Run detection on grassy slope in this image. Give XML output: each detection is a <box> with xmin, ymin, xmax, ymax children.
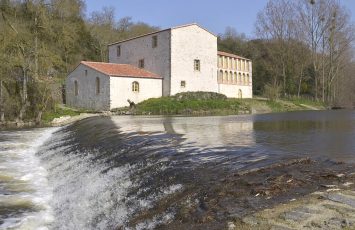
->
<box><xmin>42</xmin><ymin>105</ymin><xmax>85</xmax><ymax>124</ymax></box>
<box><xmin>113</xmin><ymin>93</ymin><xmax>326</xmax><ymax>116</ymax></box>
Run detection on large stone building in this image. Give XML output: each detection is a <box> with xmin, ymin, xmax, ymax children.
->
<box><xmin>66</xmin><ymin>23</ymin><xmax>252</xmax><ymax>110</ymax></box>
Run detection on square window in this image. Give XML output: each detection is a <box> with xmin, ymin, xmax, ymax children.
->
<box><xmin>139</xmin><ymin>59</ymin><xmax>144</xmax><ymax>68</ymax></box>
<box><xmin>194</xmin><ymin>59</ymin><xmax>200</xmax><ymax>71</ymax></box>
<box><xmin>117</xmin><ymin>45</ymin><xmax>121</xmax><ymax>57</ymax></box>
<box><xmin>152</xmin><ymin>35</ymin><xmax>158</xmax><ymax>48</ymax></box>
<box><xmin>181</xmin><ymin>81</ymin><xmax>186</xmax><ymax>88</ymax></box>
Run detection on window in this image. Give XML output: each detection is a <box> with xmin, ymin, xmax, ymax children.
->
<box><xmin>96</xmin><ymin>77</ymin><xmax>100</xmax><ymax>95</ymax></box>
<box><xmin>132</xmin><ymin>81</ymin><xmax>139</xmax><ymax>92</ymax></box>
<box><xmin>218</xmin><ymin>70</ymin><xmax>223</xmax><ymax>83</ymax></box>
<box><xmin>117</xmin><ymin>45</ymin><xmax>121</xmax><ymax>57</ymax></box>
<box><xmin>74</xmin><ymin>80</ymin><xmax>78</xmax><ymax>96</ymax></box>
<box><xmin>223</xmin><ymin>71</ymin><xmax>228</xmax><ymax>83</ymax></box>
<box><xmin>138</xmin><ymin>59</ymin><xmax>144</xmax><ymax>68</ymax></box>
<box><xmin>194</xmin><ymin>59</ymin><xmax>200</xmax><ymax>71</ymax></box>
<box><xmin>85</xmin><ymin>70</ymin><xmax>88</xmax><ymax>76</ymax></box>
<box><xmin>181</xmin><ymin>81</ymin><xmax>186</xmax><ymax>88</ymax></box>
<box><xmin>152</xmin><ymin>35</ymin><xmax>158</xmax><ymax>48</ymax></box>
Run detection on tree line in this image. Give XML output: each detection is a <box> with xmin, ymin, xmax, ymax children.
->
<box><xmin>0</xmin><ymin>0</ymin><xmax>354</xmax><ymax>125</ymax></box>
<box><xmin>218</xmin><ymin>0</ymin><xmax>355</xmax><ymax>107</ymax></box>
<box><xmin>0</xmin><ymin>0</ymin><xmax>157</xmax><ymax>124</ymax></box>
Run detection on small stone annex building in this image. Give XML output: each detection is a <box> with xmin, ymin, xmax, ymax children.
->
<box><xmin>66</xmin><ymin>23</ymin><xmax>252</xmax><ymax>110</ymax></box>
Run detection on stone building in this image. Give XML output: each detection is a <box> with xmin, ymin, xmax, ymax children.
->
<box><xmin>66</xmin><ymin>61</ymin><xmax>162</xmax><ymax>110</ymax></box>
<box><xmin>217</xmin><ymin>51</ymin><xmax>253</xmax><ymax>98</ymax></box>
<box><xmin>66</xmin><ymin>23</ymin><xmax>252</xmax><ymax>110</ymax></box>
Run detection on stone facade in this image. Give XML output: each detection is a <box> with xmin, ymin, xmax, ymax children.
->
<box><xmin>217</xmin><ymin>51</ymin><xmax>253</xmax><ymax>98</ymax></box>
<box><xmin>66</xmin><ymin>62</ymin><xmax>162</xmax><ymax>110</ymax></box>
<box><xmin>110</xmin><ymin>76</ymin><xmax>162</xmax><ymax>109</ymax></box>
<box><xmin>107</xmin><ymin>23</ymin><xmax>252</xmax><ymax>99</ymax></box>
<box><xmin>108</xmin><ymin>30</ymin><xmax>171</xmax><ymax>96</ymax></box>
<box><xmin>66</xmin><ymin>64</ymin><xmax>111</xmax><ymax>111</ymax></box>
<box><xmin>66</xmin><ymin>23</ymin><xmax>253</xmax><ymax>111</ymax></box>
<box><xmin>170</xmin><ymin>25</ymin><xmax>217</xmax><ymax>95</ymax></box>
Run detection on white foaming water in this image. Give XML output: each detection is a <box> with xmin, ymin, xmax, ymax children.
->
<box><xmin>36</xmin><ymin>130</ymin><xmax>134</xmax><ymax>230</ymax></box>
<box><xmin>0</xmin><ymin>127</ymin><xmax>59</xmax><ymax>230</ymax></box>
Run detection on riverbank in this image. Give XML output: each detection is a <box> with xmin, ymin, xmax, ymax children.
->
<box><xmin>0</xmin><ymin>105</ymin><xmax>103</xmax><ymax>130</ymax></box>
<box><xmin>112</xmin><ymin>95</ymin><xmax>326</xmax><ymax>116</ymax></box>
<box><xmin>0</xmin><ymin>98</ymin><xmax>328</xmax><ymax>130</ymax></box>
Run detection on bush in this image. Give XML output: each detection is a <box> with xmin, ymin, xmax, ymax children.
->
<box><xmin>264</xmin><ymin>83</ymin><xmax>281</xmax><ymax>101</ymax></box>
<box><xmin>135</xmin><ymin>92</ymin><xmax>247</xmax><ymax>115</ymax></box>
<box><xmin>174</xmin><ymin>91</ymin><xmax>227</xmax><ymax>101</ymax></box>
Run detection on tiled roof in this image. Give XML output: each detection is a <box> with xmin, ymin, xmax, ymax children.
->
<box><xmin>218</xmin><ymin>51</ymin><xmax>250</xmax><ymax>60</ymax></box>
<box><xmin>81</xmin><ymin>61</ymin><xmax>162</xmax><ymax>79</ymax></box>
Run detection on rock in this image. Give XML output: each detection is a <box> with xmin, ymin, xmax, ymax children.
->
<box><xmin>281</xmin><ymin>210</ymin><xmax>311</xmax><ymax>221</ymax></box>
<box><xmin>343</xmin><ymin>182</ymin><xmax>354</xmax><ymax>187</ymax></box>
<box><xmin>52</xmin><ymin>115</ymin><xmax>71</xmax><ymax>124</ymax></box>
<box><xmin>242</xmin><ymin>216</ymin><xmax>261</xmax><ymax>226</ymax></box>
<box><xmin>327</xmin><ymin>193</ymin><xmax>355</xmax><ymax>208</ymax></box>
<box><xmin>227</xmin><ymin>222</ymin><xmax>236</xmax><ymax>230</ymax></box>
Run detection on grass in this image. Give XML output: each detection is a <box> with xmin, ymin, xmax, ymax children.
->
<box><xmin>289</xmin><ymin>97</ymin><xmax>326</xmax><ymax>108</ymax></box>
<box><xmin>129</xmin><ymin>92</ymin><xmax>251</xmax><ymax>115</ymax></box>
<box><xmin>42</xmin><ymin>105</ymin><xmax>84</xmax><ymax>123</ymax></box>
<box><xmin>130</xmin><ymin>93</ymin><xmax>327</xmax><ymax>116</ymax></box>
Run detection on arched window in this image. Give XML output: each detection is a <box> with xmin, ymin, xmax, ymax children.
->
<box><xmin>238</xmin><ymin>73</ymin><xmax>242</xmax><ymax>84</ymax></box>
<box><xmin>234</xmin><ymin>72</ymin><xmax>237</xmax><ymax>84</ymax></box>
<box><xmin>132</xmin><ymin>81</ymin><xmax>139</xmax><ymax>92</ymax></box>
<box><xmin>229</xmin><ymin>71</ymin><xmax>233</xmax><ymax>83</ymax></box>
<box><xmin>218</xmin><ymin>70</ymin><xmax>223</xmax><ymax>83</ymax></box>
<box><xmin>74</xmin><ymin>80</ymin><xmax>78</xmax><ymax>96</ymax></box>
<box><xmin>238</xmin><ymin>89</ymin><xmax>243</xmax><ymax>99</ymax></box>
<box><xmin>243</xmin><ymin>73</ymin><xmax>246</xmax><ymax>85</ymax></box>
<box><xmin>223</xmin><ymin>71</ymin><xmax>228</xmax><ymax>83</ymax></box>
<box><xmin>247</xmin><ymin>74</ymin><xmax>250</xmax><ymax>84</ymax></box>
<box><xmin>96</xmin><ymin>77</ymin><xmax>100</xmax><ymax>95</ymax></box>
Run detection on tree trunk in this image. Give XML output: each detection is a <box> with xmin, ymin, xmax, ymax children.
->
<box><xmin>0</xmin><ymin>80</ymin><xmax>4</xmax><ymax>123</ymax></box>
<box><xmin>35</xmin><ymin>110</ymin><xmax>43</xmax><ymax>124</ymax></box>
<box><xmin>18</xmin><ymin>67</ymin><xmax>28</xmax><ymax>121</ymax></box>
<box><xmin>297</xmin><ymin>65</ymin><xmax>304</xmax><ymax>98</ymax></box>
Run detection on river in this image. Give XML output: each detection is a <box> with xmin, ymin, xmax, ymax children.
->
<box><xmin>0</xmin><ymin>110</ymin><xmax>354</xmax><ymax>229</ymax></box>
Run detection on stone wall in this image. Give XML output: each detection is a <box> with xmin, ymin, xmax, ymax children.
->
<box><xmin>109</xmin><ymin>77</ymin><xmax>162</xmax><ymax>109</ymax></box>
<box><xmin>170</xmin><ymin>25</ymin><xmax>218</xmax><ymax>96</ymax></box>
<box><xmin>66</xmin><ymin>64</ymin><xmax>110</xmax><ymax>110</ymax></box>
<box><xmin>108</xmin><ymin>30</ymin><xmax>171</xmax><ymax>96</ymax></box>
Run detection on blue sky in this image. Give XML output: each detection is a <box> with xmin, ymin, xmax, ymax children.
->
<box><xmin>85</xmin><ymin>0</ymin><xmax>355</xmax><ymax>38</ymax></box>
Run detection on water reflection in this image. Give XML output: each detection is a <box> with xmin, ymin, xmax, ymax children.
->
<box><xmin>111</xmin><ymin>110</ymin><xmax>355</xmax><ymax>163</ymax></box>
<box><xmin>112</xmin><ymin>115</ymin><xmax>255</xmax><ymax>148</ymax></box>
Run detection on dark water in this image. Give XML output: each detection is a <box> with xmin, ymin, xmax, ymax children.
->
<box><xmin>0</xmin><ymin>110</ymin><xmax>354</xmax><ymax>229</ymax></box>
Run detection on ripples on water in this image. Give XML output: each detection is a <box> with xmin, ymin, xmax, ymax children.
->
<box><xmin>0</xmin><ymin>110</ymin><xmax>354</xmax><ymax>229</ymax></box>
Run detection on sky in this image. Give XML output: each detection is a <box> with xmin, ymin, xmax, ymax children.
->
<box><xmin>85</xmin><ymin>0</ymin><xmax>355</xmax><ymax>38</ymax></box>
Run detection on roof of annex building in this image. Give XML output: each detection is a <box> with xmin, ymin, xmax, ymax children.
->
<box><xmin>81</xmin><ymin>61</ymin><xmax>162</xmax><ymax>79</ymax></box>
<box><xmin>217</xmin><ymin>51</ymin><xmax>250</xmax><ymax>61</ymax></box>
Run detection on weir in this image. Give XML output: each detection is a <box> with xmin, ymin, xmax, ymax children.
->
<box><xmin>0</xmin><ymin>110</ymin><xmax>354</xmax><ymax>229</ymax></box>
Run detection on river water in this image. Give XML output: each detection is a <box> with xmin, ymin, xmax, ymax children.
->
<box><xmin>0</xmin><ymin>110</ymin><xmax>354</xmax><ymax>229</ymax></box>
